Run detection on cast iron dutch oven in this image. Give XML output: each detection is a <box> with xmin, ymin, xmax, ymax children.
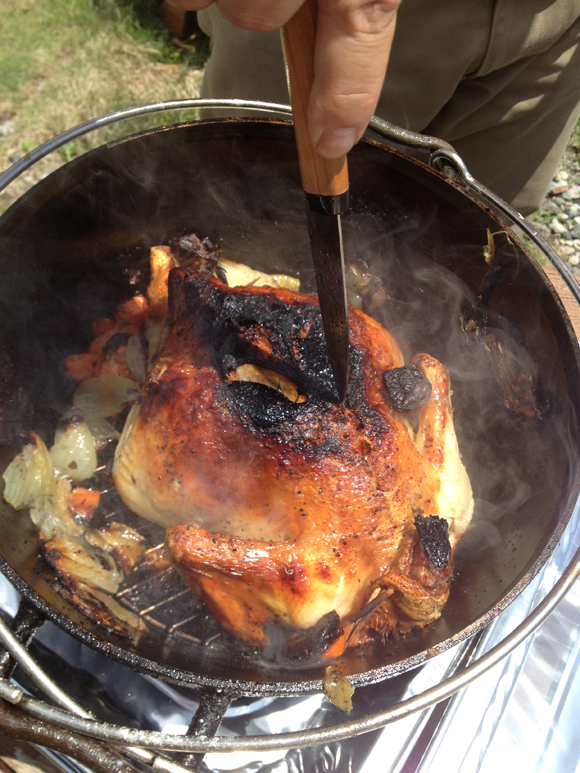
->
<box><xmin>0</xmin><ymin>105</ymin><xmax>579</xmax><ymax>697</ymax></box>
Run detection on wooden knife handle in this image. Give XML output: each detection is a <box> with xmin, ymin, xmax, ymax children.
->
<box><xmin>281</xmin><ymin>0</ymin><xmax>349</xmax><ymax>198</ymax></box>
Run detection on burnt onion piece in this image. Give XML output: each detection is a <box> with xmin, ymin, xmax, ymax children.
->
<box><xmin>461</xmin><ymin>231</ymin><xmax>542</xmax><ymax>419</ymax></box>
<box><xmin>414</xmin><ymin>514</ymin><xmax>451</xmax><ymax>570</ymax></box>
<box><xmin>463</xmin><ymin>318</ymin><xmax>539</xmax><ymax>419</ymax></box>
<box><xmin>344</xmin><ymin>258</ymin><xmax>387</xmax><ymax>313</ymax></box>
<box><xmin>323</xmin><ymin>666</ymin><xmax>355</xmax><ymax>712</ymax></box>
<box><xmin>171</xmin><ymin>232</ymin><xmax>300</xmax><ymax>291</ymax></box>
<box><xmin>384</xmin><ymin>364</ymin><xmax>432</xmax><ymax>411</ymax></box>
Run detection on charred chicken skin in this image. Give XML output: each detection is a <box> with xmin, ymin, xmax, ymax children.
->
<box><xmin>113</xmin><ymin>260</ymin><xmax>473</xmax><ymax>651</ymax></box>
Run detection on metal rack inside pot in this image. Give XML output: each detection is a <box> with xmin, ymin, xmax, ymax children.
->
<box><xmin>1</xmin><ymin>101</ymin><xmax>580</xmax><ymax>773</ymax></box>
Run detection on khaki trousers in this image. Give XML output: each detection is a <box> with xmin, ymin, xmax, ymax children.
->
<box><xmin>198</xmin><ymin>0</ymin><xmax>580</xmax><ymax>216</ymax></box>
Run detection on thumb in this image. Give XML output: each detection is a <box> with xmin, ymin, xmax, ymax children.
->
<box><xmin>310</xmin><ymin>0</ymin><xmax>400</xmax><ymax>158</ymax></box>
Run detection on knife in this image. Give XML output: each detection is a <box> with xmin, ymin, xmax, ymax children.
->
<box><xmin>281</xmin><ymin>0</ymin><xmax>350</xmax><ymax>401</ymax></box>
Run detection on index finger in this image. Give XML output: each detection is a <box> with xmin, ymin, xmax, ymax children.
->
<box><xmin>310</xmin><ymin>0</ymin><xmax>400</xmax><ymax>158</ymax></box>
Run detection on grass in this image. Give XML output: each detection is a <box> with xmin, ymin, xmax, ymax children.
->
<box><xmin>0</xmin><ymin>0</ymin><xmax>209</xmax><ymax>171</ymax></box>
<box><xmin>2</xmin><ymin>1</ymin><xmax>578</xmax><ymax>211</ymax></box>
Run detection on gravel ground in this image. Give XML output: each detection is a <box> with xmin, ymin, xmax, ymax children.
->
<box><xmin>534</xmin><ymin>146</ymin><xmax>580</xmax><ymax>277</ymax></box>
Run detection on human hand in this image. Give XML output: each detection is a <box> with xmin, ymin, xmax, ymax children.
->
<box><xmin>167</xmin><ymin>0</ymin><xmax>401</xmax><ymax>159</ymax></box>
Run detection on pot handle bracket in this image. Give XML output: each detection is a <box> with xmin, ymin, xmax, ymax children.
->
<box><xmin>367</xmin><ymin>116</ymin><xmax>580</xmax><ymax>308</ymax></box>
<box><xmin>368</xmin><ymin>116</ymin><xmax>474</xmax><ymax>186</ymax></box>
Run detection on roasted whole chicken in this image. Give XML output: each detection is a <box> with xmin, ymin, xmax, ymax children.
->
<box><xmin>113</xmin><ymin>243</ymin><xmax>474</xmax><ymax>654</ymax></box>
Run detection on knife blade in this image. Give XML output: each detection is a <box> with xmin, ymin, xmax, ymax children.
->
<box><xmin>281</xmin><ymin>0</ymin><xmax>350</xmax><ymax>401</ymax></box>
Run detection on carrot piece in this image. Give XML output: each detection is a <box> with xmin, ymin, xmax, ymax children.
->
<box><xmin>92</xmin><ymin>317</ymin><xmax>116</xmax><ymax>337</ymax></box>
<box><xmin>115</xmin><ymin>295</ymin><xmax>148</xmax><ymax>326</ymax></box>
<box><xmin>322</xmin><ymin>626</ymin><xmax>352</xmax><ymax>660</ymax></box>
<box><xmin>68</xmin><ymin>296</ymin><xmax>148</xmax><ymax>382</ymax></box>
<box><xmin>71</xmin><ymin>488</ymin><xmax>101</xmax><ymax>520</ymax></box>
<box><xmin>66</xmin><ymin>352</ymin><xmax>99</xmax><ymax>381</ymax></box>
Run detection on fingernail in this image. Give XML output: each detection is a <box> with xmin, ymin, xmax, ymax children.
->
<box><xmin>316</xmin><ymin>128</ymin><xmax>358</xmax><ymax>158</ymax></box>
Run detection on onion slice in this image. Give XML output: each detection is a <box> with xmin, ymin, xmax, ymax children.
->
<box><xmin>50</xmin><ymin>420</ymin><xmax>97</xmax><ymax>481</ymax></box>
<box><xmin>323</xmin><ymin>666</ymin><xmax>355</xmax><ymax>712</ymax></box>
<box><xmin>44</xmin><ymin>536</ymin><xmax>122</xmax><ymax>593</ymax></box>
<box><xmin>2</xmin><ymin>433</ymin><xmax>56</xmax><ymax>511</ymax></box>
<box><xmin>227</xmin><ymin>364</ymin><xmax>307</xmax><ymax>403</ymax></box>
<box><xmin>84</xmin><ymin>416</ymin><xmax>120</xmax><ymax>446</ymax></box>
<box><xmin>73</xmin><ymin>376</ymin><xmax>140</xmax><ymax>419</ymax></box>
<box><xmin>218</xmin><ymin>257</ymin><xmax>300</xmax><ymax>291</ymax></box>
<box><xmin>125</xmin><ymin>335</ymin><xmax>147</xmax><ymax>383</ymax></box>
<box><xmin>30</xmin><ymin>477</ymin><xmax>83</xmax><ymax>541</ymax></box>
<box><xmin>78</xmin><ymin>584</ymin><xmax>147</xmax><ymax>632</ymax></box>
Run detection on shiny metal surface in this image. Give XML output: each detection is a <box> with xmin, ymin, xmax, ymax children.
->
<box><xmin>306</xmin><ymin>200</ymin><xmax>350</xmax><ymax>399</ymax></box>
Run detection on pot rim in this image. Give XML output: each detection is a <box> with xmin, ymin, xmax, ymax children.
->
<box><xmin>1</xmin><ymin>98</ymin><xmax>578</xmax><ymax>308</ymax></box>
<box><xmin>0</xmin><ymin>105</ymin><xmax>579</xmax><ymax>708</ymax></box>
